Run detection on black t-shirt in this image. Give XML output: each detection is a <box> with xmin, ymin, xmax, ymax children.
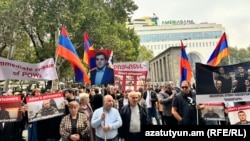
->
<box><xmin>155</xmin><ymin>88</ymin><xmax>161</xmax><ymax>94</ymax></box>
<box><xmin>172</xmin><ymin>92</ymin><xmax>197</xmax><ymax>125</ymax></box>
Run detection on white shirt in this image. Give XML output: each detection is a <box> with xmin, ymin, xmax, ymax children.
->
<box><xmin>123</xmin><ymin>98</ymin><xmax>128</xmax><ymax>106</ymax></box>
<box><xmin>145</xmin><ymin>90</ymin><xmax>152</xmax><ymax>108</ymax></box>
<box><xmin>129</xmin><ymin>105</ymin><xmax>140</xmax><ymax>133</ymax></box>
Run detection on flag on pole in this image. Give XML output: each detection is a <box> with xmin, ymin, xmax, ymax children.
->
<box><xmin>56</xmin><ymin>26</ymin><xmax>90</xmax><ymax>84</ymax></box>
<box><xmin>180</xmin><ymin>40</ymin><xmax>192</xmax><ymax>85</ymax></box>
<box><xmin>83</xmin><ymin>32</ymin><xmax>94</xmax><ymax>68</ymax></box>
<box><xmin>207</xmin><ymin>32</ymin><xmax>229</xmax><ymax>66</ymax></box>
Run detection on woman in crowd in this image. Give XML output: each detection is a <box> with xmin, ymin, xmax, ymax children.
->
<box><xmin>60</xmin><ymin>101</ymin><xmax>89</xmax><ymax>141</ymax></box>
<box><xmin>79</xmin><ymin>93</ymin><xmax>94</xmax><ymax>141</ymax></box>
<box><xmin>28</xmin><ymin>88</ymin><xmax>41</xmax><ymax>141</ymax></box>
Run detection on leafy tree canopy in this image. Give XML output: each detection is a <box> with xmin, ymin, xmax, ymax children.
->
<box><xmin>0</xmin><ymin>0</ymin><xmax>139</xmax><ymax>81</ymax></box>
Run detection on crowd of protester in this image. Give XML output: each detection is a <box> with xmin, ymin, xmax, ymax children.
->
<box><xmin>0</xmin><ymin>80</ymin><xmax>231</xmax><ymax>141</ymax></box>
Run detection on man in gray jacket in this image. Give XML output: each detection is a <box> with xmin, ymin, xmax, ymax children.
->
<box><xmin>159</xmin><ymin>81</ymin><xmax>178</xmax><ymax>125</ymax></box>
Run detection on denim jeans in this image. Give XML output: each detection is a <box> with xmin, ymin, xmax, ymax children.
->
<box><xmin>28</xmin><ymin>122</ymin><xmax>37</xmax><ymax>141</ymax></box>
<box><xmin>147</xmin><ymin>108</ymin><xmax>161</xmax><ymax>125</ymax></box>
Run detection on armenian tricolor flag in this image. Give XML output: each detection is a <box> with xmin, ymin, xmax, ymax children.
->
<box><xmin>207</xmin><ymin>32</ymin><xmax>229</xmax><ymax>66</ymax></box>
<box><xmin>56</xmin><ymin>26</ymin><xmax>90</xmax><ymax>84</ymax></box>
<box><xmin>180</xmin><ymin>40</ymin><xmax>193</xmax><ymax>85</ymax></box>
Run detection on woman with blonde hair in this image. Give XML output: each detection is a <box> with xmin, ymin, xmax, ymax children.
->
<box><xmin>79</xmin><ymin>93</ymin><xmax>94</xmax><ymax>141</ymax></box>
<box><xmin>60</xmin><ymin>101</ymin><xmax>89</xmax><ymax>141</ymax></box>
<box><xmin>79</xmin><ymin>93</ymin><xmax>93</xmax><ymax>119</ymax></box>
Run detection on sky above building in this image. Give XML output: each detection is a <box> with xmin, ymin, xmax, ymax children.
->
<box><xmin>132</xmin><ymin>0</ymin><xmax>250</xmax><ymax>48</ymax></box>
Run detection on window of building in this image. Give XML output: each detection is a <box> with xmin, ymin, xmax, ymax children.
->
<box><xmin>138</xmin><ymin>31</ymin><xmax>223</xmax><ymax>43</ymax></box>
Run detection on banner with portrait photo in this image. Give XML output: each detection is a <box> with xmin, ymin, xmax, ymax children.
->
<box><xmin>88</xmin><ymin>50</ymin><xmax>114</xmax><ymax>86</ymax></box>
<box><xmin>113</xmin><ymin>61</ymin><xmax>149</xmax><ymax>91</ymax></box>
<box><xmin>0</xmin><ymin>96</ymin><xmax>22</xmax><ymax>122</ymax></box>
<box><xmin>26</xmin><ymin>92</ymin><xmax>65</xmax><ymax>122</ymax></box>
<box><xmin>195</xmin><ymin>62</ymin><xmax>250</xmax><ymax>103</ymax></box>
<box><xmin>227</xmin><ymin>101</ymin><xmax>250</xmax><ymax>125</ymax></box>
<box><xmin>201</xmin><ymin>103</ymin><xmax>225</xmax><ymax>125</ymax></box>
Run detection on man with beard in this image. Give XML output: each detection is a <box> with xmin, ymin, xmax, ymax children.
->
<box><xmin>172</xmin><ymin>81</ymin><xmax>204</xmax><ymax>125</ymax></box>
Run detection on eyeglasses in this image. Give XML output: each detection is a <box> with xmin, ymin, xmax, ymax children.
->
<box><xmin>181</xmin><ymin>86</ymin><xmax>189</xmax><ymax>89</ymax></box>
<box><xmin>96</xmin><ymin>58</ymin><xmax>105</xmax><ymax>61</ymax></box>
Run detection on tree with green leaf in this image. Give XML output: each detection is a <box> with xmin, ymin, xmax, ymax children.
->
<box><xmin>0</xmin><ymin>0</ymin><xmax>140</xmax><ymax>83</ymax></box>
<box><xmin>220</xmin><ymin>46</ymin><xmax>250</xmax><ymax>65</ymax></box>
<box><xmin>137</xmin><ymin>45</ymin><xmax>154</xmax><ymax>61</ymax></box>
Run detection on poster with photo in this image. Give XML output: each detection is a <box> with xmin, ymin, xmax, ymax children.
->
<box><xmin>89</xmin><ymin>50</ymin><xmax>114</xmax><ymax>86</ymax></box>
<box><xmin>0</xmin><ymin>96</ymin><xmax>22</xmax><ymax>122</ymax></box>
<box><xmin>114</xmin><ymin>75</ymin><xmax>123</xmax><ymax>90</ymax></box>
<box><xmin>26</xmin><ymin>92</ymin><xmax>65</xmax><ymax>122</ymax></box>
<box><xmin>196</xmin><ymin>62</ymin><xmax>250</xmax><ymax>103</ymax></box>
<box><xmin>201</xmin><ymin>103</ymin><xmax>225</xmax><ymax>122</ymax></box>
<box><xmin>227</xmin><ymin>103</ymin><xmax>250</xmax><ymax>125</ymax></box>
<box><xmin>113</xmin><ymin>61</ymin><xmax>148</xmax><ymax>91</ymax></box>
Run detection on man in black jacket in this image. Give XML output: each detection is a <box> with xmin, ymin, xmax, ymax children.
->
<box><xmin>143</xmin><ymin>86</ymin><xmax>161</xmax><ymax>125</ymax></box>
<box><xmin>119</xmin><ymin>91</ymin><xmax>149</xmax><ymax>141</ymax></box>
<box><xmin>0</xmin><ymin>106</ymin><xmax>24</xmax><ymax>141</ymax></box>
<box><xmin>118</xmin><ymin>89</ymin><xmax>131</xmax><ymax>112</ymax></box>
<box><xmin>91</xmin><ymin>88</ymin><xmax>103</xmax><ymax>112</ymax></box>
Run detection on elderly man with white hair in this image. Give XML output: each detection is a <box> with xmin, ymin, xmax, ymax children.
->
<box><xmin>119</xmin><ymin>91</ymin><xmax>149</xmax><ymax>141</ymax></box>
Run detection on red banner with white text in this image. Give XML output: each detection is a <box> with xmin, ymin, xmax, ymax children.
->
<box><xmin>113</xmin><ymin>61</ymin><xmax>148</xmax><ymax>91</ymax></box>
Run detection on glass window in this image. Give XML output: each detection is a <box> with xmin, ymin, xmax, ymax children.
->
<box><xmin>139</xmin><ymin>31</ymin><xmax>223</xmax><ymax>43</ymax></box>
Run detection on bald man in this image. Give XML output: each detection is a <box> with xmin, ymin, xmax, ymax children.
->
<box><xmin>203</xmin><ymin>107</ymin><xmax>220</xmax><ymax>125</ymax></box>
<box><xmin>36</xmin><ymin>99</ymin><xmax>59</xmax><ymax>117</ymax></box>
<box><xmin>91</xmin><ymin>95</ymin><xmax>122</xmax><ymax>141</ymax></box>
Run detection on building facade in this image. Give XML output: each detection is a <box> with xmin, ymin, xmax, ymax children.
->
<box><xmin>149</xmin><ymin>46</ymin><xmax>182</xmax><ymax>86</ymax></box>
<box><xmin>128</xmin><ymin>17</ymin><xmax>225</xmax><ymax>85</ymax></box>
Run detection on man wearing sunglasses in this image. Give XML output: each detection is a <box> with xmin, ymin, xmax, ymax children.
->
<box><xmin>90</xmin><ymin>51</ymin><xmax>114</xmax><ymax>86</ymax></box>
<box><xmin>171</xmin><ymin>80</ymin><xmax>204</xmax><ymax>125</ymax></box>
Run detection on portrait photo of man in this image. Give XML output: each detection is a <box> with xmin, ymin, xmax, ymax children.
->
<box><xmin>36</xmin><ymin>99</ymin><xmax>59</xmax><ymax>117</ymax></box>
<box><xmin>234</xmin><ymin>110</ymin><xmax>250</xmax><ymax>125</ymax></box>
<box><xmin>203</xmin><ymin>107</ymin><xmax>221</xmax><ymax>125</ymax></box>
<box><xmin>203</xmin><ymin>107</ymin><xmax>220</xmax><ymax>119</ymax></box>
<box><xmin>90</xmin><ymin>51</ymin><xmax>114</xmax><ymax>85</ymax></box>
<box><xmin>0</xmin><ymin>106</ymin><xmax>10</xmax><ymax>120</ymax></box>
